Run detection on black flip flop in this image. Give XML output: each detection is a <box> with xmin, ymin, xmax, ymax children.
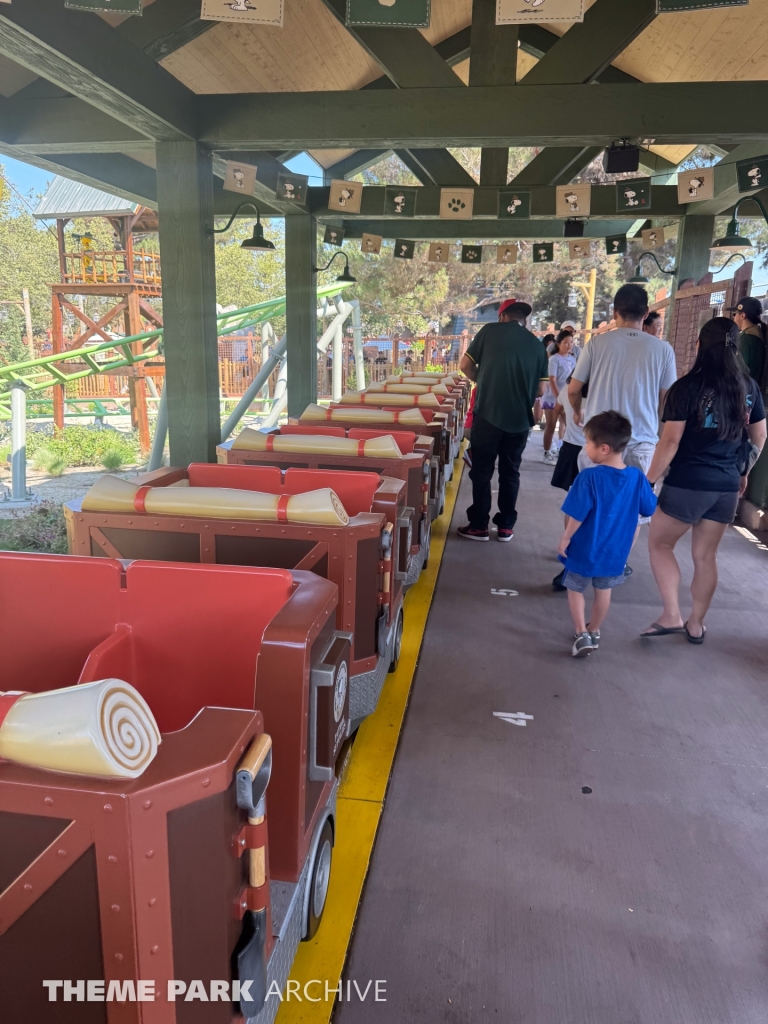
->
<box><xmin>640</xmin><ymin>622</ymin><xmax>686</xmax><ymax>637</ymax></box>
<box><xmin>684</xmin><ymin>622</ymin><xmax>706</xmax><ymax>644</ymax></box>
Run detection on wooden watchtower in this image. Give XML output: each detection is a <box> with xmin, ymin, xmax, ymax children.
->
<box><xmin>34</xmin><ymin>177</ymin><xmax>163</xmax><ymax>452</ymax></box>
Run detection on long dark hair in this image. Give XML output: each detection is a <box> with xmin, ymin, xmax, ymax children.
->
<box><xmin>554</xmin><ymin>329</ymin><xmax>574</xmax><ymax>353</ymax></box>
<box><xmin>684</xmin><ymin>317</ymin><xmax>749</xmax><ymax>440</ymax></box>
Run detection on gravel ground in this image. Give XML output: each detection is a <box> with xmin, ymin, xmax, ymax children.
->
<box><xmin>0</xmin><ymin>464</ymin><xmax>140</xmax><ymax>518</ymax></box>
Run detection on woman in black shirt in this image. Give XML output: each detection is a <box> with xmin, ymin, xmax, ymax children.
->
<box><xmin>642</xmin><ymin>317</ymin><xmax>766</xmax><ymax>643</ymax></box>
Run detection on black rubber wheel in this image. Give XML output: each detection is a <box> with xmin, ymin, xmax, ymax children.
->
<box><xmin>304</xmin><ymin>819</ymin><xmax>333</xmax><ymax>941</ymax></box>
<box><xmin>388</xmin><ymin>607</ymin><xmax>404</xmax><ymax>673</ymax></box>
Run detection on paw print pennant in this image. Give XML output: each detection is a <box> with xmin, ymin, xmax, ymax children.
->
<box><xmin>461</xmin><ymin>245</ymin><xmax>483</xmax><ymax>264</ymax></box>
<box><xmin>497</xmin><ymin>244</ymin><xmax>518</xmax><ymax>265</ymax></box>
<box><xmin>394</xmin><ymin>239</ymin><xmax>415</xmax><ymax>260</ymax></box>
<box><xmin>532</xmin><ymin>243</ymin><xmax>554</xmax><ymax>264</ymax></box>
<box><xmin>440</xmin><ymin>188</ymin><xmax>474</xmax><ymax>221</ymax></box>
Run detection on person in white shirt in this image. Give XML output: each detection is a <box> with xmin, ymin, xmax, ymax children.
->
<box><xmin>568</xmin><ymin>284</ymin><xmax>677</xmax><ymax>476</ymax></box>
<box><xmin>567</xmin><ymin>283</ymin><xmax>677</xmax><ymax>572</ymax></box>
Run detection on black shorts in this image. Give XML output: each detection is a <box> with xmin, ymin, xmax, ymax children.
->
<box><xmin>658</xmin><ymin>484</ymin><xmax>739</xmax><ymax>525</ymax></box>
<box><xmin>551</xmin><ymin>441</ymin><xmax>582</xmax><ymax>492</ymax></box>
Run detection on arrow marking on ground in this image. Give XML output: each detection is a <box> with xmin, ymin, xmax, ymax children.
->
<box><xmin>493</xmin><ymin>712</ymin><xmax>534</xmax><ymax>727</ymax></box>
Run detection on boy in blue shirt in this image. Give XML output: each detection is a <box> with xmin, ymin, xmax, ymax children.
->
<box><xmin>559</xmin><ymin>411</ymin><xmax>657</xmax><ymax>657</ymax></box>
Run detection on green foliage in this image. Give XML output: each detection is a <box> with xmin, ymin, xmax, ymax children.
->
<box><xmin>101</xmin><ymin>449</ymin><xmax>125</xmax><ymax>471</ymax></box>
<box><xmin>0</xmin><ymin>173</ymin><xmax>59</xmax><ymax>347</ymax></box>
<box><xmin>27</xmin><ymin>425</ymin><xmax>140</xmax><ymax>467</ymax></box>
<box><xmin>0</xmin><ymin>500</ymin><xmax>68</xmax><ymax>554</ymax></box>
<box><xmin>32</xmin><ymin>448</ymin><xmax>68</xmax><ymax>476</ymax></box>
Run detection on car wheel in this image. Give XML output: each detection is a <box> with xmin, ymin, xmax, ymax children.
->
<box><xmin>304</xmin><ymin>819</ymin><xmax>333</xmax><ymax>941</ymax></box>
<box><xmin>388</xmin><ymin>607</ymin><xmax>404</xmax><ymax>673</ymax></box>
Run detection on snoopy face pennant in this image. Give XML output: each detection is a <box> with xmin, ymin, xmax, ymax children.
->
<box><xmin>677</xmin><ymin>168</ymin><xmax>714</xmax><ymax>204</ymax></box>
<box><xmin>737</xmin><ymin>155</ymin><xmax>768</xmax><ymax>194</ymax></box>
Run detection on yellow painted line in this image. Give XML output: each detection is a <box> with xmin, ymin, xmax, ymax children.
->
<box><xmin>275</xmin><ymin>456</ymin><xmax>465</xmax><ymax>1023</ymax></box>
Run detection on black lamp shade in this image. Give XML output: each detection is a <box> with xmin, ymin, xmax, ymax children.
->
<box><xmin>240</xmin><ymin>223</ymin><xmax>276</xmax><ymax>251</ymax></box>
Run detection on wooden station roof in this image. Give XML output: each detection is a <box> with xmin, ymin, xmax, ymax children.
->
<box><xmin>1</xmin><ymin>0</ymin><xmax>768</xmax><ymax>238</ymax></box>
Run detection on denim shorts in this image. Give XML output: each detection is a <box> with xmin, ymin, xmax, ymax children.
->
<box><xmin>562</xmin><ymin>569</ymin><xmax>626</xmax><ymax>593</ymax></box>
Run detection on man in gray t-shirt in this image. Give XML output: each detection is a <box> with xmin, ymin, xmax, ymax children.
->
<box><xmin>568</xmin><ymin>284</ymin><xmax>677</xmax><ymax>475</ymax></box>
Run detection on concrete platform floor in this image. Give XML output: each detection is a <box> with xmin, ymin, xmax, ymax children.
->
<box><xmin>336</xmin><ymin>432</ymin><xmax>768</xmax><ymax>1024</ymax></box>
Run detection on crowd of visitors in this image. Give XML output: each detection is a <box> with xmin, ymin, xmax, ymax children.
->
<box><xmin>457</xmin><ymin>285</ymin><xmax>767</xmax><ymax>657</ymax></box>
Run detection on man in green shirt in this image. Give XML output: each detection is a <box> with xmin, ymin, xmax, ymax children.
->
<box><xmin>457</xmin><ymin>299</ymin><xmax>548</xmax><ymax>542</ymax></box>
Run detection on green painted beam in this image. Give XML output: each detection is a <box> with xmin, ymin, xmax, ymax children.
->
<box><xmin>470</xmin><ymin>0</ymin><xmax>517</xmax><ymax>186</ymax></box>
<box><xmin>324</xmin><ymin>149</ymin><xmax>393</xmax><ymax>182</ymax></box>
<box><xmin>0</xmin><ymin>0</ymin><xmax>196</xmax><ymax>140</ymax></box>
<box><xmin>397</xmin><ymin>149</ymin><xmax>476</xmax><ymax>187</ymax></box>
<box><xmin>339</xmin><ymin>218</ymin><xmax>632</xmax><ymax>240</ymax></box>
<box><xmin>394</xmin><ymin>151</ymin><xmax>435</xmax><ymax>186</ymax></box>
<box><xmin>521</xmin><ymin>0</ymin><xmax>656</xmax><ymax>86</ymax></box>
<box><xmin>200</xmin><ymin>82</ymin><xmax>768</xmax><ymax>150</ymax></box>
<box><xmin>511</xmin><ymin>147</ymin><xmax>602</xmax><ymax>187</ymax></box>
<box><xmin>285</xmin><ymin>216</ymin><xmax>318</xmax><ymax>418</ymax></box>
<box><xmin>156</xmin><ymin>141</ymin><xmax>220</xmax><ymax>465</ymax></box>
<box><xmin>318</xmin><ymin>0</ymin><xmax>463</xmax><ymax>89</ymax></box>
<box><xmin>0</xmin><ymin>89</ymin><xmax>150</xmax><ymax>153</ymax></box>
<box><xmin>117</xmin><ymin>0</ymin><xmax>212</xmax><ymax>62</ymax></box>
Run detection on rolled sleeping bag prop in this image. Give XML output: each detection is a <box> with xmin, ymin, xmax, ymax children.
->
<box><xmin>233</xmin><ymin>427</ymin><xmax>403</xmax><ymax>459</ymax></box>
<box><xmin>0</xmin><ymin>679</ymin><xmax>160</xmax><ymax>779</ymax></box>
<box><xmin>300</xmin><ymin>403</ymin><xmax>427</xmax><ymax>426</ymax></box>
<box><xmin>339</xmin><ymin>391</ymin><xmax>441</xmax><ymax>409</ymax></box>
<box><xmin>82</xmin><ymin>475</ymin><xmax>350</xmax><ymax>526</ymax></box>
<box><xmin>367</xmin><ymin>382</ymin><xmax>450</xmax><ymax>396</ymax></box>
<box><xmin>400</xmin><ymin>371</ymin><xmax>460</xmax><ymax>381</ymax></box>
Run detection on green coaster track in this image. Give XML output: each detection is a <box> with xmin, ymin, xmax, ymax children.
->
<box><xmin>0</xmin><ymin>283</ymin><xmax>347</xmax><ymax>420</ymax></box>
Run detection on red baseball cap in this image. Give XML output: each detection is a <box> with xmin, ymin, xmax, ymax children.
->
<box><xmin>498</xmin><ymin>298</ymin><xmax>532</xmax><ymax>317</ymax></box>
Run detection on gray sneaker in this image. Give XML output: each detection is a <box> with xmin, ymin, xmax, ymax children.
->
<box><xmin>572</xmin><ymin>631</ymin><xmax>595</xmax><ymax>658</ymax></box>
<box><xmin>588</xmin><ymin>628</ymin><xmax>601</xmax><ymax>649</ymax></box>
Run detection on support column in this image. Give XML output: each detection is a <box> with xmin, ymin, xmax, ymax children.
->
<box><xmin>156</xmin><ymin>141</ymin><xmax>219</xmax><ymax>466</ymax></box>
<box><xmin>674</xmin><ymin>215</ymin><xmax>715</xmax><ymax>286</ymax></box>
<box><xmin>285</xmin><ymin>216</ymin><xmax>317</xmax><ymax>418</ymax></box>
<box><xmin>470</xmin><ymin>0</ymin><xmax>517</xmax><ymax>186</ymax></box>
<box><xmin>666</xmin><ymin>214</ymin><xmax>715</xmax><ymax>351</ymax></box>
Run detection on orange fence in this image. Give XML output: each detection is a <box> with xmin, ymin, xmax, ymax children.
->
<box><xmin>63</xmin><ymin>250</ymin><xmax>162</xmax><ymax>288</ymax></box>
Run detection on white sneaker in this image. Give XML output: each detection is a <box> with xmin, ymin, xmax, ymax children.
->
<box><xmin>543</xmin><ymin>450</ymin><xmax>557</xmax><ymax>464</ymax></box>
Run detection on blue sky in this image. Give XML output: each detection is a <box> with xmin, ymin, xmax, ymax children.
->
<box><xmin>1</xmin><ymin>155</ymin><xmax>53</xmax><ymax>201</ymax></box>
